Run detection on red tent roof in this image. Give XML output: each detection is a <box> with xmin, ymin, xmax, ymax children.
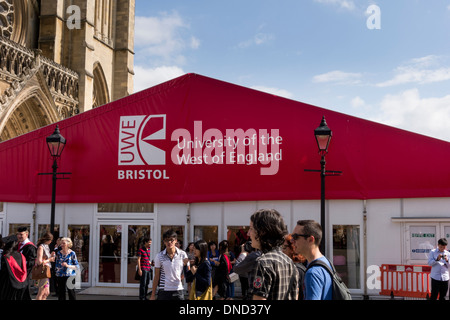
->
<box><xmin>0</xmin><ymin>73</ymin><xmax>449</xmax><ymax>203</ymax></box>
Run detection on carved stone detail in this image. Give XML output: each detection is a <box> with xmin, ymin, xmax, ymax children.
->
<box><xmin>0</xmin><ymin>36</ymin><xmax>79</xmax><ymax>118</ymax></box>
<box><xmin>0</xmin><ymin>0</ymin><xmax>14</xmax><ymax>39</ymax></box>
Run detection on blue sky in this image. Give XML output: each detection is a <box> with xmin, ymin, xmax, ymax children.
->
<box><xmin>133</xmin><ymin>0</ymin><xmax>450</xmax><ymax>141</ymax></box>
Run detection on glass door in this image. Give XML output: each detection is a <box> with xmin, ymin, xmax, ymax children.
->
<box><xmin>126</xmin><ymin>224</ymin><xmax>153</xmax><ymax>286</ymax></box>
<box><xmin>332</xmin><ymin>225</ymin><xmax>361</xmax><ymax>289</ymax></box>
<box><xmin>97</xmin><ymin>221</ymin><xmax>153</xmax><ymax>287</ymax></box>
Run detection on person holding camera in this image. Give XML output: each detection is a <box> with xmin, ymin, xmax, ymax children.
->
<box><xmin>234</xmin><ymin>240</ymin><xmax>261</xmax><ymax>300</ymax></box>
<box><xmin>428</xmin><ymin>238</ymin><xmax>450</xmax><ymax>300</ymax></box>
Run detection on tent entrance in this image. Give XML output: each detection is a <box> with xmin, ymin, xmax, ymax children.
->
<box><xmin>96</xmin><ymin>220</ymin><xmax>154</xmax><ymax>288</ymax></box>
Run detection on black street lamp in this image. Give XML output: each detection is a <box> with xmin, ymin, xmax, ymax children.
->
<box><xmin>39</xmin><ymin>125</ymin><xmax>71</xmax><ymax>237</ymax></box>
<box><xmin>314</xmin><ymin>116</ymin><xmax>332</xmax><ymax>157</ymax></box>
<box><xmin>46</xmin><ymin>125</ymin><xmax>66</xmax><ymax>160</ymax></box>
<box><xmin>305</xmin><ymin>116</ymin><xmax>342</xmax><ymax>255</ymax></box>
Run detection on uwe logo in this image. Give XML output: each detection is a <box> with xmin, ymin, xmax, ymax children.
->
<box><xmin>119</xmin><ymin>115</ymin><xmax>166</xmax><ymax>166</ymax></box>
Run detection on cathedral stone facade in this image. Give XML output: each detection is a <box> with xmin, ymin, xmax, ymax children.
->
<box><xmin>0</xmin><ymin>0</ymin><xmax>135</xmax><ymax>141</ymax></box>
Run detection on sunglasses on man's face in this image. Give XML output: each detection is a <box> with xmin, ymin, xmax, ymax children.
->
<box><xmin>291</xmin><ymin>233</ymin><xmax>310</xmax><ymax>241</ymax></box>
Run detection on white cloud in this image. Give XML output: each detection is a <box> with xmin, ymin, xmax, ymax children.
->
<box><xmin>370</xmin><ymin>88</ymin><xmax>450</xmax><ymax>141</ymax></box>
<box><xmin>312</xmin><ymin>70</ymin><xmax>362</xmax><ymax>85</ymax></box>
<box><xmin>190</xmin><ymin>36</ymin><xmax>201</xmax><ymax>50</ymax></box>
<box><xmin>134</xmin><ymin>65</ymin><xmax>185</xmax><ymax>93</ymax></box>
<box><xmin>377</xmin><ymin>55</ymin><xmax>450</xmax><ymax>87</ymax></box>
<box><xmin>250</xmin><ymin>86</ymin><xmax>294</xmax><ymax>99</ymax></box>
<box><xmin>314</xmin><ymin>0</ymin><xmax>356</xmax><ymax>11</ymax></box>
<box><xmin>350</xmin><ymin>96</ymin><xmax>366</xmax><ymax>109</ymax></box>
<box><xmin>135</xmin><ymin>12</ymin><xmax>199</xmax><ymax>64</ymax></box>
<box><xmin>238</xmin><ymin>33</ymin><xmax>275</xmax><ymax>48</ymax></box>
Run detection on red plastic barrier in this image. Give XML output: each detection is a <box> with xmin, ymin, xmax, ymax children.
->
<box><xmin>380</xmin><ymin>264</ymin><xmax>431</xmax><ymax>299</ymax></box>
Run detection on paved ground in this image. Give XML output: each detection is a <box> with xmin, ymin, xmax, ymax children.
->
<box><xmin>45</xmin><ymin>293</ymin><xmax>138</xmax><ymax>300</ymax></box>
<box><xmin>36</xmin><ymin>284</ymin><xmax>245</xmax><ymax>300</ymax></box>
<box><xmin>37</xmin><ymin>289</ymin><xmax>245</xmax><ymax>300</ymax></box>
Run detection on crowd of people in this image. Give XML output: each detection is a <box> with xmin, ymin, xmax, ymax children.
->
<box><xmin>142</xmin><ymin>209</ymin><xmax>338</xmax><ymax>300</ymax></box>
<box><xmin>4</xmin><ymin>210</ymin><xmax>450</xmax><ymax>301</ymax></box>
<box><xmin>0</xmin><ymin>209</ymin><xmax>341</xmax><ymax>301</ymax></box>
<box><xmin>0</xmin><ymin>226</ymin><xmax>80</xmax><ymax>300</ymax></box>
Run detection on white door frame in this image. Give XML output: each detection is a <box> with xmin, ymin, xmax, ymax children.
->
<box><xmin>94</xmin><ymin>219</ymin><xmax>155</xmax><ymax>288</ymax></box>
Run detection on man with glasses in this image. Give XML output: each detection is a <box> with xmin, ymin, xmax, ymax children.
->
<box><xmin>291</xmin><ymin>220</ymin><xmax>332</xmax><ymax>300</ymax></box>
<box><xmin>150</xmin><ymin>229</ymin><xmax>188</xmax><ymax>300</ymax></box>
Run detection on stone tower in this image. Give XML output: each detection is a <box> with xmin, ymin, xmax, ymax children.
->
<box><xmin>0</xmin><ymin>0</ymin><xmax>135</xmax><ymax>141</ymax></box>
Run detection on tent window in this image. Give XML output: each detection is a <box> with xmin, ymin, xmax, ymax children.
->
<box><xmin>98</xmin><ymin>203</ymin><xmax>154</xmax><ymax>213</ymax></box>
<box><xmin>227</xmin><ymin>226</ymin><xmax>250</xmax><ymax>255</ymax></box>
<box><xmin>38</xmin><ymin>224</ymin><xmax>61</xmax><ymax>238</ymax></box>
<box><xmin>333</xmin><ymin>225</ymin><xmax>361</xmax><ymax>289</ymax></box>
<box><xmin>194</xmin><ymin>226</ymin><xmax>218</xmax><ymax>245</ymax></box>
<box><xmin>9</xmin><ymin>223</ymin><xmax>30</xmax><ymax>236</ymax></box>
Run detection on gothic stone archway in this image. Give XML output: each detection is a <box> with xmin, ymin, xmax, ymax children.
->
<box><xmin>0</xmin><ymin>86</ymin><xmax>60</xmax><ymax>141</ymax></box>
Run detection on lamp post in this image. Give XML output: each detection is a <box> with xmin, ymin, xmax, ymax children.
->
<box><xmin>39</xmin><ymin>125</ymin><xmax>70</xmax><ymax>237</ymax></box>
<box><xmin>315</xmin><ymin>117</ymin><xmax>332</xmax><ymax>255</ymax></box>
<box><xmin>305</xmin><ymin>116</ymin><xmax>342</xmax><ymax>255</ymax></box>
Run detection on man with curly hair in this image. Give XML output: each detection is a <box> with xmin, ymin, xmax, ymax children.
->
<box><xmin>248</xmin><ymin>209</ymin><xmax>298</xmax><ymax>300</ymax></box>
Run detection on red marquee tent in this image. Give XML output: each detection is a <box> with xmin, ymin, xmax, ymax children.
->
<box><xmin>0</xmin><ymin>73</ymin><xmax>449</xmax><ymax>204</ymax></box>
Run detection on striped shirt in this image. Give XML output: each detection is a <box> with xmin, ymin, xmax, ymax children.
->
<box><xmin>154</xmin><ymin>247</ymin><xmax>188</xmax><ymax>291</ymax></box>
<box><xmin>137</xmin><ymin>247</ymin><xmax>152</xmax><ymax>271</ymax></box>
<box><xmin>251</xmin><ymin>247</ymin><xmax>299</xmax><ymax>300</ymax></box>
